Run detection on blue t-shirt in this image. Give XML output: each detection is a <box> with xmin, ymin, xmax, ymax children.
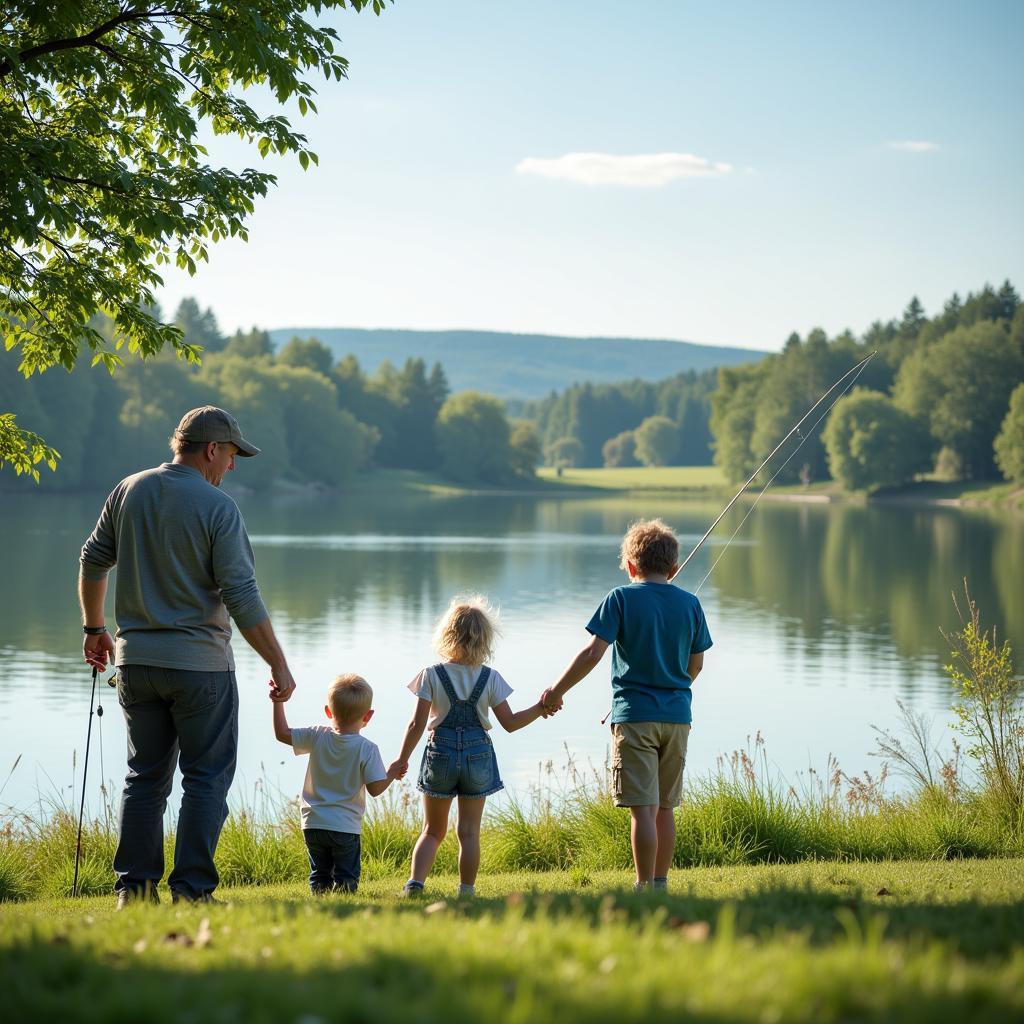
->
<box><xmin>586</xmin><ymin>582</ymin><xmax>712</xmax><ymax>724</ymax></box>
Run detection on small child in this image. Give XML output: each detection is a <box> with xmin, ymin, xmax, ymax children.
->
<box><xmin>541</xmin><ymin>519</ymin><xmax>712</xmax><ymax>892</ymax></box>
<box><xmin>389</xmin><ymin>595</ymin><xmax>551</xmax><ymax>898</ymax></box>
<box><xmin>272</xmin><ymin>673</ymin><xmax>397</xmax><ymax>894</ymax></box>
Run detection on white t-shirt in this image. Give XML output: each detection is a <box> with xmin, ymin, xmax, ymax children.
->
<box><xmin>407</xmin><ymin>663</ymin><xmax>513</xmax><ymax>731</ymax></box>
<box><xmin>290</xmin><ymin>727</ymin><xmax>387</xmax><ymax>834</ymax></box>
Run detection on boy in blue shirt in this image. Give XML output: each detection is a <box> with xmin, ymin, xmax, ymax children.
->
<box><xmin>542</xmin><ymin>519</ymin><xmax>711</xmax><ymax>891</ymax></box>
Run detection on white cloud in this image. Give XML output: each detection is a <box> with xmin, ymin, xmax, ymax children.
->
<box><xmin>887</xmin><ymin>140</ymin><xmax>940</xmax><ymax>153</ymax></box>
<box><xmin>514</xmin><ymin>152</ymin><xmax>733</xmax><ymax>187</ymax></box>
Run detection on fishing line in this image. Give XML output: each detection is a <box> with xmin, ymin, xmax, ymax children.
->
<box><xmin>692</xmin><ymin>352</ymin><xmax>877</xmax><ymax>595</ymax></box>
<box><xmin>595</xmin><ymin>350</ymin><xmax>878</xmax><ymax>726</ymax></box>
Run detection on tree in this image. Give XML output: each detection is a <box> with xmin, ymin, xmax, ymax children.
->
<box><xmin>223</xmin><ymin>327</ymin><xmax>274</xmax><ymax>360</ymax></box>
<box><xmin>633</xmin><ymin>415</ymin><xmax>678</xmax><ymax>467</ymax></box>
<box><xmin>277</xmin><ymin>336</ymin><xmax>334</xmax><ymax>377</ymax></box>
<box><xmin>894</xmin><ymin>320</ymin><xmax>1024</xmax><ymax>478</ymax></box>
<box><xmin>1</xmin><ymin>0</ymin><xmax>387</xmax><ymax>472</ymax></box>
<box><xmin>436</xmin><ymin>391</ymin><xmax>513</xmax><ymax>484</ymax></box>
<box><xmin>994</xmin><ymin>383</ymin><xmax>1024</xmax><ymax>486</ymax></box>
<box><xmin>602</xmin><ymin>430</ymin><xmax>639</xmax><ymax>468</ymax></box>
<box><xmin>546</xmin><ymin>436</ymin><xmax>584</xmax><ymax>469</ymax></box>
<box><xmin>174</xmin><ymin>298</ymin><xmax>224</xmax><ymax>353</ymax></box>
<box><xmin>508</xmin><ymin>420</ymin><xmax>542</xmax><ymax>479</ymax></box>
<box><xmin>822</xmin><ymin>389</ymin><xmax>932</xmax><ymax>491</ymax></box>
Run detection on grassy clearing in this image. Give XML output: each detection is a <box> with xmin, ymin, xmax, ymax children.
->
<box><xmin>3</xmin><ymin>860</ymin><xmax>1022</xmax><ymax>1023</ymax></box>
<box><xmin>537</xmin><ymin>465</ymin><xmax>727</xmax><ymax>492</ymax></box>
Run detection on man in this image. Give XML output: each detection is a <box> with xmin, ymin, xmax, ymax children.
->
<box><xmin>79</xmin><ymin>406</ymin><xmax>296</xmax><ymax>907</ymax></box>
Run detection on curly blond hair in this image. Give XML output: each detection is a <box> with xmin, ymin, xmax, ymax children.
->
<box><xmin>432</xmin><ymin>595</ymin><xmax>498</xmax><ymax>665</ymax></box>
<box><xmin>619</xmin><ymin>518</ymin><xmax>679</xmax><ymax>576</ymax></box>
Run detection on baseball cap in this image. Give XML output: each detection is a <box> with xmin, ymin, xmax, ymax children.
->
<box><xmin>173</xmin><ymin>406</ymin><xmax>260</xmax><ymax>457</ymax></box>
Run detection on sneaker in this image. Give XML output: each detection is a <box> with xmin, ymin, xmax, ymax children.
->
<box><xmin>115</xmin><ymin>883</ymin><xmax>159</xmax><ymax>910</ymax></box>
<box><xmin>457</xmin><ymin>884</ymin><xmax>475</xmax><ymax>899</ymax></box>
<box><xmin>652</xmin><ymin>877</ymin><xmax>669</xmax><ymax>892</ymax></box>
<box><xmin>400</xmin><ymin>880</ymin><xmax>425</xmax><ymax>898</ymax></box>
<box><xmin>632</xmin><ymin>880</ymin><xmax>651</xmax><ymax>893</ymax></box>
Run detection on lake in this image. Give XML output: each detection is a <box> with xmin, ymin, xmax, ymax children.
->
<box><xmin>1</xmin><ymin>487</ymin><xmax>1021</xmax><ymax>817</ymax></box>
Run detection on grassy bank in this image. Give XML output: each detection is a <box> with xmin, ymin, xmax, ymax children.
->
<box><xmin>5</xmin><ymin>763</ymin><xmax>1023</xmax><ymax>902</ymax></box>
<box><xmin>353</xmin><ymin>467</ymin><xmax>1023</xmax><ymax>510</ymax></box>
<box><xmin>3</xmin><ymin>859</ymin><xmax>1023</xmax><ymax>1022</ymax></box>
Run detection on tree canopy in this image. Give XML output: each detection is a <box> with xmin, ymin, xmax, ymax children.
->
<box><xmin>710</xmin><ymin>283</ymin><xmax>1022</xmax><ymax>487</ymax></box>
<box><xmin>822</xmin><ymin>388</ymin><xmax>933</xmax><ymax>492</ymax></box>
<box><xmin>0</xmin><ymin>0</ymin><xmax>386</xmax><ymax>474</ymax></box>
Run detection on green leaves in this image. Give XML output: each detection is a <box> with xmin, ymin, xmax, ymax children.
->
<box><xmin>0</xmin><ymin>414</ymin><xmax>61</xmax><ymax>481</ymax></box>
<box><xmin>1</xmin><ymin>0</ymin><xmax>391</xmax><ymax>476</ymax></box>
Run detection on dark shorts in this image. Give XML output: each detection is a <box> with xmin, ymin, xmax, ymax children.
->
<box><xmin>417</xmin><ymin>727</ymin><xmax>503</xmax><ymax>799</ymax></box>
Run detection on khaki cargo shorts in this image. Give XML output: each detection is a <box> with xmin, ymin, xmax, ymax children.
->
<box><xmin>611</xmin><ymin>721</ymin><xmax>691</xmax><ymax>808</ymax></box>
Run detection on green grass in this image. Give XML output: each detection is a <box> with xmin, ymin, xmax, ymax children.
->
<box><xmin>3</xmin><ymin>860</ymin><xmax>1022</xmax><ymax>1022</ymax></box>
<box><xmin>537</xmin><ymin>465</ymin><xmax>728</xmax><ymax>492</ymax></box>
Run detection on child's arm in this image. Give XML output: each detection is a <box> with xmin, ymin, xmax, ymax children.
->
<box><xmin>688</xmin><ymin>650</ymin><xmax>705</xmax><ymax>682</ymax></box>
<box><xmin>272</xmin><ymin>693</ymin><xmax>292</xmax><ymax>746</ymax></box>
<box><xmin>492</xmin><ymin>699</ymin><xmax>547</xmax><ymax>733</ymax></box>
<box><xmin>366</xmin><ymin>776</ymin><xmax>392</xmax><ymax>798</ymax></box>
<box><xmin>543</xmin><ymin>634</ymin><xmax>610</xmax><ymax>709</ymax></box>
<box><xmin>387</xmin><ymin>697</ymin><xmax>431</xmax><ymax>778</ymax></box>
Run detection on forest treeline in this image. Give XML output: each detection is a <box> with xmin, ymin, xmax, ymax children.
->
<box><xmin>517</xmin><ymin>370</ymin><xmax>717</xmax><ymax>469</ymax></box>
<box><xmin>0</xmin><ymin>300</ymin><xmax>542</xmax><ymax>491</ymax></box>
<box><xmin>712</xmin><ymin>281</ymin><xmax>1024</xmax><ymax>490</ymax></box>
<box><xmin>3</xmin><ymin>281</ymin><xmax>1023</xmax><ymax>492</ymax></box>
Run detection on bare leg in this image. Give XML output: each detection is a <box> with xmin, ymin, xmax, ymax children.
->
<box><xmin>410</xmin><ymin>795</ymin><xmax>452</xmax><ymax>883</ymax></box>
<box><xmin>629</xmin><ymin>804</ymin><xmax>658</xmax><ymax>884</ymax></box>
<box><xmin>655</xmin><ymin>806</ymin><xmax>676</xmax><ymax>878</ymax></box>
<box><xmin>455</xmin><ymin>796</ymin><xmax>486</xmax><ymax>886</ymax></box>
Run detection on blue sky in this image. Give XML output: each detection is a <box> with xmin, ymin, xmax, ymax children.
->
<box><xmin>156</xmin><ymin>0</ymin><xmax>1024</xmax><ymax>352</ymax></box>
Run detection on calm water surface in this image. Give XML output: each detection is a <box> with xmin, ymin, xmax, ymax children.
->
<box><xmin>1</xmin><ymin>488</ymin><xmax>1021</xmax><ymax>816</ymax></box>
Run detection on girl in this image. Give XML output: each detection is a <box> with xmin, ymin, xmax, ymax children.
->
<box><xmin>388</xmin><ymin>595</ymin><xmax>550</xmax><ymax>898</ymax></box>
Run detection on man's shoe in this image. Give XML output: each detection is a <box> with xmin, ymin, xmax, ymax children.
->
<box><xmin>171</xmin><ymin>890</ymin><xmax>221</xmax><ymax>905</ymax></box>
<box><xmin>115</xmin><ymin>883</ymin><xmax>159</xmax><ymax>910</ymax></box>
<box><xmin>400</xmin><ymin>880</ymin><xmax>425</xmax><ymax>898</ymax></box>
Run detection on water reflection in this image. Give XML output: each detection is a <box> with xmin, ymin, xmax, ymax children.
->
<box><xmin>1</xmin><ymin>488</ymin><xmax>1020</xmax><ymax>814</ymax></box>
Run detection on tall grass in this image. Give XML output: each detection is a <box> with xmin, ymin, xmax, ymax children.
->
<box><xmin>4</xmin><ymin>735</ymin><xmax>1022</xmax><ymax>903</ymax></box>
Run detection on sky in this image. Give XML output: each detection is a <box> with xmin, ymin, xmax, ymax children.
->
<box><xmin>155</xmin><ymin>0</ymin><xmax>1024</xmax><ymax>352</ymax></box>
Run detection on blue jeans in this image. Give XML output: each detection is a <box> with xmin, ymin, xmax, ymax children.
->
<box><xmin>304</xmin><ymin>828</ymin><xmax>361</xmax><ymax>893</ymax></box>
<box><xmin>113</xmin><ymin>665</ymin><xmax>238</xmax><ymax>899</ymax></box>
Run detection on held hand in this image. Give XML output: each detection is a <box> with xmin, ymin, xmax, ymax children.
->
<box><xmin>539</xmin><ymin>688</ymin><xmax>563</xmax><ymax>713</ymax></box>
<box><xmin>83</xmin><ymin>631</ymin><xmax>114</xmax><ymax>671</ymax></box>
<box><xmin>387</xmin><ymin>759</ymin><xmax>409</xmax><ymax>780</ymax></box>
<box><xmin>269</xmin><ymin>665</ymin><xmax>296</xmax><ymax>703</ymax></box>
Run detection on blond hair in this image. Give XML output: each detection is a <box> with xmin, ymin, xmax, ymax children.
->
<box><xmin>327</xmin><ymin>674</ymin><xmax>373</xmax><ymax>724</ymax></box>
<box><xmin>432</xmin><ymin>595</ymin><xmax>498</xmax><ymax>665</ymax></box>
<box><xmin>619</xmin><ymin>518</ymin><xmax>679</xmax><ymax>576</ymax></box>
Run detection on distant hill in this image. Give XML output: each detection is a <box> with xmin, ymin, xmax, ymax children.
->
<box><xmin>266</xmin><ymin>327</ymin><xmax>767</xmax><ymax>399</ymax></box>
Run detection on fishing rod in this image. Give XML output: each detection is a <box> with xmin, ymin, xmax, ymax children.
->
<box><xmin>669</xmin><ymin>350</ymin><xmax>878</xmax><ymax>584</ymax></box>
<box><xmin>597</xmin><ymin>350</ymin><xmax>878</xmax><ymax>726</ymax></box>
<box><xmin>72</xmin><ymin>664</ymin><xmax>114</xmax><ymax>897</ymax></box>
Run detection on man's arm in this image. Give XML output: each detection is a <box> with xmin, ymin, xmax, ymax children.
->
<box><xmin>78</xmin><ymin>574</ymin><xmax>115</xmax><ymax>670</ymax></box>
<box><xmin>240</xmin><ymin>618</ymin><xmax>296</xmax><ymax>702</ymax></box>
<box><xmin>543</xmin><ymin>634</ymin><xmax>610</xmax><ymax>709</ymax></box>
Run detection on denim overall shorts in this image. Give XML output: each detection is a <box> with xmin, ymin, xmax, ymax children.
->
<box><xmin>417</xmin><ymin>664</ymin><xmax>504</xmax><ymax>799</ymax></box>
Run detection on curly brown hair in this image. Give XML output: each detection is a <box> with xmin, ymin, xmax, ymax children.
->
<box><xmin>619</xmin><ymin>519</ymin><xmax>679</xmax><ymax>576</ymax></box>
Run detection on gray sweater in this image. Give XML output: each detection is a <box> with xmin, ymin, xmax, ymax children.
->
<box><xmin>80</xmin><ymin>463</ymin><xmax>269</xmax><ymax>671</ymax></box>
